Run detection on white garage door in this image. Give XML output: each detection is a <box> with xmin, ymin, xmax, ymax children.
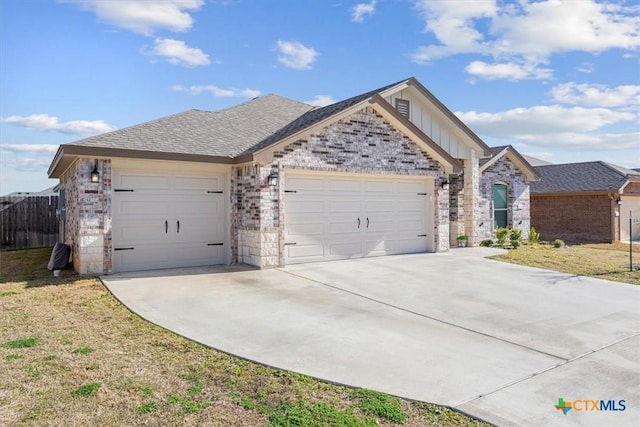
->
<box><xmin>112</xmin><ymin>170</ymin><xmax>226</xmax><ymax>272</ymax></box>
<box><xmin>284</xmin><ymin>173</ymin><xmax>434</xmax><ymax>264</ymax></box>
<box><xmin>620</xmin><ymin>196</ymin><xmax>640</xmax><ymax>241</ymax></box>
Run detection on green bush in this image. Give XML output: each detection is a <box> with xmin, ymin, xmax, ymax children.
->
<box><xmin>495</xmin><ymin>227</ymin><xmax>509</xmax><ymax>246</ymax></box>
<box><xmin>552</xmin><ymin>239</ymin><xmax>565</xmax><ymax>248</ymax></box>
<box><xmin>510</xmin><ymin>228</ymin><xmax>523</xmax><ymax>248</ymax></box>
<box><xmin>480</xmin><ymin>239</ymin><xmax>493</xmax><ymax>247</ymax></box>
<box><xmin>529</xmin><ymin>226</ymin><xmax>540</xmax><ymax>243</ymax></box>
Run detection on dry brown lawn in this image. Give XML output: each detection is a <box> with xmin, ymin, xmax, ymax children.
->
<box><xmin>492</xmin><ymin>242</ymin><xmax>640</xmax><ymax>286</ymax></box>
<box><xmin>1</xmin><ymin>248</ymin><xmax>488</xmax><ymax>427</ymax></box>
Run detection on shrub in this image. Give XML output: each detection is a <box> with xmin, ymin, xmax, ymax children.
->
<box><xmin>456</xmin><ymin>235</ymin><xmax>468</xmax><ymax>241</ymax></box>
<box><xmin>510</xmin><ymin>228</ymin><xmax>523</xmax><ymax>248</ymax></box>
<box><xmin>495</xmin><ymin>227</ymin><xmax>509</xmax><ymax>246</ymax></box>
<box><xmin>529</xmin><ymin>226</ymin><xmax>540</xmax><ymax>243</ymax></box>
<box><xmin>552</xmin><ymin>239</ymin><xmax>565</xmax><ymax>248</ymax></box>
<box><xmin>480</xmin><ymin>239</ymin><xmax>494</xmax><ymax>247</ymax></box>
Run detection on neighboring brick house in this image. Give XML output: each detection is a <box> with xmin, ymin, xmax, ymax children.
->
<box><xmin>48</xmin><ymin>77</ymin><xmax>536</xmax><ymax>274</ymax></box>
<box><xmin>531</xmin><ymin>162</ymin><xmax>640</xmax><ymax>243</ymax></box>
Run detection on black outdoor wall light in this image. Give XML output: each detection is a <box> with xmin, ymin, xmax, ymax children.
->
<box><xmin>440</xmin><ymin>177</ymin><xmax>449</xmax><ymax>189</ymax></box>
<box><xmin>90</xmin><ymin>160</ymin><xmax>100</xmax><ymax>183</ymax></box>
<box><xmin>267</xmin><ymin>169</ymin><xmax>278</xmax><ymax>187</ymax></box>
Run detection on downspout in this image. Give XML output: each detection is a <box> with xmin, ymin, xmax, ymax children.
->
<box><xmin>608</xmin><ymin>193</ymin><xmax>619</xmax><ymax>242</ymax></box>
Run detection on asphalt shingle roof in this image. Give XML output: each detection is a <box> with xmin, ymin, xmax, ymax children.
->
<box><xmin>70</xmin><ymin>94</ymin><xmax>314</xmax><ymax>158</ymax></box>
<box><xmin>531</xmin><ymin>161</ymin><xmax>635</xmax><ymax>194</ymax></box>
<box><xmin>241</xmin><ymin>79</ymin><xmax>410</xmax><ymax>155</ymax></box>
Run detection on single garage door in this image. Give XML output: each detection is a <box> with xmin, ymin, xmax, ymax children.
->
<box><xmin>620</xmin><ymin>196</ymin><xmax>640</xmax><ymax>241</ymax></box>
<box><xmin>112</xmin><ymin>170</ymin><xmax>226</xmax><ymax>272</ymax></box>
<box><xmin>284</xmin><ymin>173</ymin><xmax>434</xmax><ymax>264</ymax></box>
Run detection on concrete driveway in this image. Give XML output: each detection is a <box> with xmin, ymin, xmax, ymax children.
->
<box><xmin>101</xmin><ymin>249</ymin><xmax>640</xmax><ymax>427</ymax></box>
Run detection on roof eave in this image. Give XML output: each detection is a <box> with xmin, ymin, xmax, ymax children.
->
<box><xmin>48</xmin><ymin>145</ymin><xmax>237</xmax><ymax>178</ymax></box>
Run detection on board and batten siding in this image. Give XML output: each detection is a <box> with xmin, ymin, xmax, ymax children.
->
<box><xmin>385</xmin><ymin>90</ymin><xmax>472</xmax><ymax>160</ymax></box>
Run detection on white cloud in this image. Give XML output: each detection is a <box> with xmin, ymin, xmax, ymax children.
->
<box><xmin>276</xmin><ymin>40</ymin><xmax>319</xmax><ymax>70</ymax></box>
<box><xmin>144</xmin><ymin>38</ymin><xmax>210</xmax><ymax>67</ymax></box>
<box><xmin>0</xmin><ymin>158</ymin><xmax>52</xmax><ymax>173</ymax></box>
<box><xmin>304</xmin><ymin>95</ymin><xmax>337</xmax><ymax>107</ymax></box>
<box><xmin>0</xmin><ymin>114</ymin><xmax>116</xmax><ymax>135</ymax></box>
<box><xmin>0</xmin><ymin>144</ymin><xmax>59</xmax><ymax>154</ymax></box>
<box><xmin>411</xmin><ymin>0</ymin><xmax>640</xmax><ymax>80</ymax></box>
<box><xmin>465</xmin><ymin>60</ymin><xmax>553</xmax><ymax>81</ymax></box>
<box><xmin>551</xmin><ymin>83</ymin><xmax>640</xmax><ymax>107</ymax></box>
<box><xmin>66</xmin><ymin>0</ymin><xmax>204</xmax><ymax>35</ymax></box>
<box><xmin>516</xmin><ymin>132</ymin><xmax>640</xmax><ymax>151</ymax></box>
<box><xmin>352</xmin><ymin>1</ymin><xmax>376</xmax><ymax>23</ymax></box>
<box><xmin>172</xmin><ymin>85</ymin><xmax>260</xmax><ymax>98</ymax></box>
<box><xmin>457</xmin><ymin>105</ymin><xmax>634</xmax><ymax>136</ymax></box>
<box><xmin>577</xmin><ymin>62</ymin><xmax>595</xmax><ymax>73</ymax></box>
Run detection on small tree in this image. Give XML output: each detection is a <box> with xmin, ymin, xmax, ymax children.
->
<box><xmin>510</xmin><ymin>228</ymin><xmax>522</xmax><ymax>248</ymax></box>
<box><xmin>495</xmin><ymin>227</ymin><xmax>509</xmax><ymax>247</ymax></box>
<box><xmin>529</xmin><ymin>226</ymin><xmax>540</xmax><ymax>243</ymax></box>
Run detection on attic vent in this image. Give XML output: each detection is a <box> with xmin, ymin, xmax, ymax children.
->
<box><xmin>395</xmin><ymin>99</ymin><xmax>410</xmax><ymax>119</ymax></box>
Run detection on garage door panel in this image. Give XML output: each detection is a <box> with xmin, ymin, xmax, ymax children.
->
<box><xmin>286</xmin><ymin>200</ymin><xmax>324</xmax><ymax>215</ymax></box>
<box><xmin>395</xmin><ymin>237</ymin><xmax>429</xmax><ymax>254</ymax></box>
<box><xmin>174</xmin><ymin>176</ymin><xmax>222</xmax><ymax>192</ymax></box>
<box><xmin>287</xmin><ymin>223</ymin><xmax>324</xmax><ymax>239</ymax></box>
<box><xmin>287</xmin><ymin>244</ymin><xmax>324</xmax><ymax>260</ymax></box>
<box><xmin>119</xmin><ymin>174</ymin><xmax>170</xmax><ymax>191</ymax></box>
<box><xmin>364</xmin><ymin>180</ymin><xmax>394</xmax><ymax>193</ymax></box>
<box><xmin>327</xmin><ymin>241</ymin><xmax>363</xmax><ymax>256</ymax></box>
<box><xmin>114</xmin><ymin>222</ymin><xmax>170</xmax><ymax>243</ymax></box>
<box><xmin>327</xmin><ymin>199</ymin><xmax>361</xmax><ymax>213</ymax></box>
<box><xmin>287</xmin><ymin>176</ymin><xmax>325</xmax><ymax>191</ymax></box>
<box><xmin>328</xmin><ymin>179</ymin><xmax>362</xmax><ymax>192</ymax></box>
<box><xmin>173</xmin><ymin>243</ymin><xmax>225</xmax><ymax>265</ymax></box>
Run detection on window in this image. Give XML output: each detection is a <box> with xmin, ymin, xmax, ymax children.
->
<box><xmin>395</xmin><ymin>99</ymin><xmax>410</xmax><ymax>119</ymax></box>
<box><xmin>493</xmin><ymin>183</ymin><xmax>508</xmax><ymax>228</ymax></box>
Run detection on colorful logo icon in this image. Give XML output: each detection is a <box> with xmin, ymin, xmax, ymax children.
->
<box><xmin>555</xmin><ymin>398</ymin><xmax>572</xmax><ymax>415</ymax></box>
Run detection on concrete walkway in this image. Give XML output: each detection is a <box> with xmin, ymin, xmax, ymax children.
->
<box><xmin>102</xmin><ymin>250</ymin><xmax>640</xmax><ymax>427</ymax></box>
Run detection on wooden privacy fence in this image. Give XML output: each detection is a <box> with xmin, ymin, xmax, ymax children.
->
<box><xmin>0</xmin><ymin>196</ymin><xmax>59</xmax><ymax>250</ymax></box>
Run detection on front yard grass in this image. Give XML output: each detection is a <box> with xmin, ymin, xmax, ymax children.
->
<box><xmin>1</xmin><ymin>247</ymin><xmax>488</xmax><ymax>426</ymax></box>
<box><xmin>491</xmin><ymin>242</ymin><xmax>639</xmax><ymax>285</ymax></box>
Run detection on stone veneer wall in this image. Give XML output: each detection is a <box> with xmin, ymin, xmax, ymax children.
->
<box><xmin>448</xmin><ymin>175</ymin><xmax>464</xmax><ymax>246</ymax></box>
<box><xmin>61</xmin><ymin>158</ymin><xmax>112</xmax><ymax>274</ymax></box>
<box><xmin>479</xmin><ymin>157</ymin><xmax>530</xmax><ymax>240</ymax></box>
<box><xmin>230</xmin><ymin>107</ymin><xmax>450</xmax><ymax>267</ymax></box>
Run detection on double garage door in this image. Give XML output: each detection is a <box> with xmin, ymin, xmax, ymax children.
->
<box><xmin>284</xmin><ymin>174</ymin><xmax>434</xmax><ymax>264</ymax></box>
<box><xmin>112</xmin><ymin>169</ymin><xmax>226</xmax><ymax>273</ymax></box>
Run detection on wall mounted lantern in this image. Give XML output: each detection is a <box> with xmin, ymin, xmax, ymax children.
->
<box><xmin>267</xmin><ymin>169</ymin><xmax>278</xmax><ymax>187</ymax></box>
<box><xmin>90</xmin><ymin>160</ymin><xmax>100</xmax><ymax>183</ymax></box>
<box><xmin>440</xmin><ymin>177</ymin><xmax>449</xmax><ymax>189</ymax></box>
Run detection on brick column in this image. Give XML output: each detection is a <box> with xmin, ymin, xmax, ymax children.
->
<box><xmin>463</xmin><ymin>150</ymin><xmax>480</xmax><ymax>246</ymax></box>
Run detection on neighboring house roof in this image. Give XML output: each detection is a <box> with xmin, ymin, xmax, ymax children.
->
<box><xmin>48</xmin><ymin>77</ymin><xmax>490</xmax><ymax>177</ymax></box>
<box><xmin>521</xmin><ymin>154</ymin><xmax>552</xmax><ymax>166</ymax></box>
<box><xmin>480</xmin><ymin>145</ymin><xmax>540</xmax><ymax>181</ymax></box>
<box><xmin>3</xmin><ymin>186</ymin><xmax>58</xmax><ymax>197</ymax></box>
<box><xmin>531</xmin><ymin>161</ymin><xmax>640</xmax><ymax>194</ymax></box>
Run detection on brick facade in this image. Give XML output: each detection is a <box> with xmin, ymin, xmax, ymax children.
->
<box><xmin>229</xmin><ymin>107</ymin><xmax>450</xmax><ymax>267</ymax></box>
<box><xmin>61</xmin><ymin>158</ymin><xmax>112</xmax><ymax>274</ymax></box>
<box><xmin>479</xmin><ymin>157</ymin><xmax>531</xmax><ymax>241</ymax></box>
<box><xmin>530</xmin><ymin>194</ymin><xmax>614</xmax><ymax>243</ymax></box>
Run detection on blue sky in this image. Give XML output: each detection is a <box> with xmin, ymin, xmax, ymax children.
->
<box><xmin>1</xmin><ymin>0</ymin><xmax>638</xmax><ymax>195</ymax></box>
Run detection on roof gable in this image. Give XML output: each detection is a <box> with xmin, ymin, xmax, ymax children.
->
<box><xmin>480</xmin><ymin>145</ymin><xmax>540</xmax><ymax>181</ymax></box>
